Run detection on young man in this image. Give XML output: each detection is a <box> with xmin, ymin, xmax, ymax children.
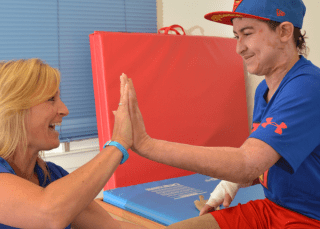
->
<box><xmin>126</xmin><ymin>0</ymin><xmax>320</xmax><ymax>228</ymax></box>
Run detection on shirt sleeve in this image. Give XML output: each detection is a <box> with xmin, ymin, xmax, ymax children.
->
<box><xmin>249</xmin><ymin>75</ymin><xmax>320</xmax><ymax>174</ymax></box>
<box><xmin>0</xmin><ymin>157</ymin><xmax>14</xmax><ymax>174</ymax></box>
<box><xmin>0</xmin><ymin>166</ymin><xmax>10</xmax><ymax>173</ymax></box>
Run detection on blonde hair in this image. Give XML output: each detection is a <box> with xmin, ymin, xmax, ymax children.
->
<box><xmin>0</xmin><ymin>58</ymin><xmax>60</xmax><ymax>183</ymax></box>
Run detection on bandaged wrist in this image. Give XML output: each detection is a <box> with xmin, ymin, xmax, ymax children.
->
<box><xmin>206</xmin><ymin>180</ymin><xmax>241</xmax><ymax>207</ymax></box>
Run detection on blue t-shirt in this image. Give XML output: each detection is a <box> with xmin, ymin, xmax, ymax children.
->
<box><xmin>0</xmin><ymin>157</ymin><xmax>71</xmax><ymax>229</ymax></box>
<box><xmin>249</xmin><ymin>56</ymin><xmax>320</xmax><ymax>221</ymax></box>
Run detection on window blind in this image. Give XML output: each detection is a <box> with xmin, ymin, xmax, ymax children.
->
<box><xmin>0</xmin><ymin>0</ymin><xmax>59</xmax><ymax>68</ymax></box>
<box><xmin>0</xmin><ymin>0</ymin><xmax>157</xmax><ymax>143</ymax></box>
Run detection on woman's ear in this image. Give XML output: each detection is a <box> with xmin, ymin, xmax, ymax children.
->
<box><xmin>278</xmin><ymin>22</ymin><xmax>294</xmax><ymax>43</ymax></box>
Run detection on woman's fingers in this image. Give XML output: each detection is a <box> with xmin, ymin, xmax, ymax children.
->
<box><xmin>119</xmin><ymin>73</ymin><xmax>128</xmax><ymax>106</ymax></box>
<box><xmin>122</xmin><ymin>83</ymin><xmax>129</xmax><ymax>108</ymax></box>
<box><xmin>117</xmin><ymin>74</ymin><xmax>130</xmax><ymax>115</ymax></box>
<box><xmin>112</xmin><ymin>73</ymin><xmax>128</xmax><ymax>116</ymax></box>
<box><xmin>111</xmin><ymin>73</ymin><xmax>132</xmax><ymax>150</ymax></box>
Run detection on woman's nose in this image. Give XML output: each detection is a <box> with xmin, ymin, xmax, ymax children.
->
<box><xmin>59</xmin><ymin>101</ymin><xmax>69</xmax><ymax>117</ymax></box>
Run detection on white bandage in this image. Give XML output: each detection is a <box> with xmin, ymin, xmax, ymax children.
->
<box><xmin>206</xmin><ymin>180</ymin><xmax>241</xmax><ymax>207</ymax></box>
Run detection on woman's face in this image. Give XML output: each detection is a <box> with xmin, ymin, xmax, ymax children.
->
<box><xmin>233</xmin><ymin>18</ymin><xmax>282</xmax><ymax>76</ymax></box>
<box><xmin>25</xmin><ymin>89</ymin><xmax>69</xmax><ymax>152</ymax></box>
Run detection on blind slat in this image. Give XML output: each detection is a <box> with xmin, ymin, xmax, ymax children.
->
<box><xmin>0</xmin><ymin>0</ymin><xmax>59</xmax><ymax>69</ymax></box>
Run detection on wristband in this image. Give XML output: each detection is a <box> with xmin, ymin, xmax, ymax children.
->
<box><xmin>103</xmin><ymin>140</ymin><xmax>129</xmax><ymax>164</ymax></box>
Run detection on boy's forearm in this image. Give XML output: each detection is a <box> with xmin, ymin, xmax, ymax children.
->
<box><xmin>138</xmin><ymin>138</ymin><xmax>251</xmax><ymax>184</ymax></box>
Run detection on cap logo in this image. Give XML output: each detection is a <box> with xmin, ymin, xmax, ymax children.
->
<box><xmin>211</xmin><ymin>13</ymin><xmax>244</xmax><ymax>22</ymax></box>
<box><xmin>233</xmin><ymin>0</ymin><xmax>244</xmax><ymax>12</ymax></box>
<box><xmin>277</xmin><ymin>9</ymin><xmax>286</xmax><ymax>17</ymax></box>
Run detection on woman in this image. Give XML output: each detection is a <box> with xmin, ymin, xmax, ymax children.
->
<box><xmin>126</xmin><ymin>0</ymin><xmax>320</xmax><ymax>228</ymax></box>
<box><xmin>0</xmin><ymin>59</ymin><xmax>146</xmax><ymax>228</ymax></box>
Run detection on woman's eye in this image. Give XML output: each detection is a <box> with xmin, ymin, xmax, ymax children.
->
<box><xmin>48</xmin><ymin>96</ymin><xmax>55</xmax><ymax>101</ymax></box>
<box><xmin>244</xmin><ymin>33</ymin><xmax>252</xmax><ymax>36</ymax></box>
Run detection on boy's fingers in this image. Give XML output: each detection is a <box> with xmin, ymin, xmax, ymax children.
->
<box><xmin>128</xmin><ymin>79</ymin><xmax>138</xmax><ymax>103</ymax></box>
<box><xmin>223</xmin><ymin>193</ymin><xmax>232</xmax><ymax>208</ymax></box>
<box><xmin>194</xmin><ymin>195</ymin><xmax>208</xmax><ymax>211</ymax></box>
<box><xmin>199</xmin><ymin>204</ymin><xmax>215</xmax><ymax>216</ymax></box>
<box><xmin>128</xmin><ymin>79</ymin><xmax>137</xmax><ymax>113</ymax></box>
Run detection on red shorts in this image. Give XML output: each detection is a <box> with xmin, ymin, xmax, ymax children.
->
<box><xmin>210</xmin><ymin>198</ymin><xmax>320</xmax><ymax>229</ymax></box>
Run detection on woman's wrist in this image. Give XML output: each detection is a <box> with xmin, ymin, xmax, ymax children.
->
<box><xmin>103</xmin><ymin>140</ymin><xmax>129</xmax><ymax>164</ymax></box>
<box><xmin>110</xmin><ymin>138</ymin><xmax>131</xmax><ymax>151</ymax></box>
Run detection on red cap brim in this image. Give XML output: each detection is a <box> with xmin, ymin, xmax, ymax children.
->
<box><xmin>204</xmin><ymin>11</ymin><xmax>270</xmax><ymax>26</ymax></box>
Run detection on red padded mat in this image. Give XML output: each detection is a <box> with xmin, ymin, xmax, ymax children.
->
<box><xmin>89</xmin><ymin>30</ymin><xmax>249</xmax><ymax>190</ymax></box>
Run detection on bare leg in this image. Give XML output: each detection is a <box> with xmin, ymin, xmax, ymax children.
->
<box><xmin>166</xmin><ymin>214</ymin><xmax>221</xmax><ymax>229</ymax></box>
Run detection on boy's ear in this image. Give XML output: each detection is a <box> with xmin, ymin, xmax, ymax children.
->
<box><xmin>278</xmin><ymin>22</ymin><xmax>294</xmax><ymax>43</ymax></box>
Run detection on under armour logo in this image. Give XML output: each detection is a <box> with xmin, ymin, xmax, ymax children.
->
<box><xmin>233</xmin><ymin>0</ymin><xmax>244</xmax><ymax>12</ymax></box>
<box><xmin>252</xmin><ymin>123</ymin><xmax>260</xmax><ymax>133</ymax></box>
<box><xmin>277</xmin><ymin>9</ymin><xmax>286</xmax><ymax>17</ymax></box>
<box><xmin>261</xmin><ymin>118</ymin><xmax>287</xmax><ymax>135</ymax></box>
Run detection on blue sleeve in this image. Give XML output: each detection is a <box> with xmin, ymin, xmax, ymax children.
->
<box><xmin>250</xmin><ymin>75</ymin><xmax>320</xmax><ymax>173</ymax></box>
<box><xmin>0</xmin><ymin>157</ymin><xmax>14</xmax><ymax>174</ymax></box>
<box><xmin>0</xmin><ymin>166</ymin><xmax>10</xmax><ymax>174</ymax></box>
<box><xmin>251</xmin><ymin>80</ymin><xmax>267</xmax><ymax>127</ymax></box>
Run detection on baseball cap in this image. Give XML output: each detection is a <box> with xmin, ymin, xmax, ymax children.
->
<box><xmin>204</xmin><ymin>0</ymin><xmax>306</xmax><ymax>29</ymax></box>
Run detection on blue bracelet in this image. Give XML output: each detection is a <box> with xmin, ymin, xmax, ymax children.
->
<box><xmin>103</xmin><ymin>140</ymin><xmax>129</xmax><ymax>164</ymax></box>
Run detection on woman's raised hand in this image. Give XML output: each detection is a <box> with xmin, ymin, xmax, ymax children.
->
<box><xmin>111</xmin><ymin>73</ymin><xmax>133</xmax><ymax>150</ymax></box>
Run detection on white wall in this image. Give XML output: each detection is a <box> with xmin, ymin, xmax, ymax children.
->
<box><xmin>157</xmin><ymin>0</ymin><xmax>320</xmax><ymax>128</ymax></box>
<box><xmin>303</xmin><ymin>1</ymin><xmax>320</xmax><ymax>66</ymax></box>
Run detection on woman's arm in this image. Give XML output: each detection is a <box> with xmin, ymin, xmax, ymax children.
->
<box><xmin>0</xmin><ymin>147</ymin><xmax>122</xmax><ymax>228</ymax></box>
<box><xmin>0</xmin><ymin>76</ymin><xmax>134</xmax><ymax>228</ymax></box>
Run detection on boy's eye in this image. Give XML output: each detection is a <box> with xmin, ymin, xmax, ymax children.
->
<box><xmin>234</xmin><ymin>33</ymin><xmax>252</xmax><ymax>40</ymax></box>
